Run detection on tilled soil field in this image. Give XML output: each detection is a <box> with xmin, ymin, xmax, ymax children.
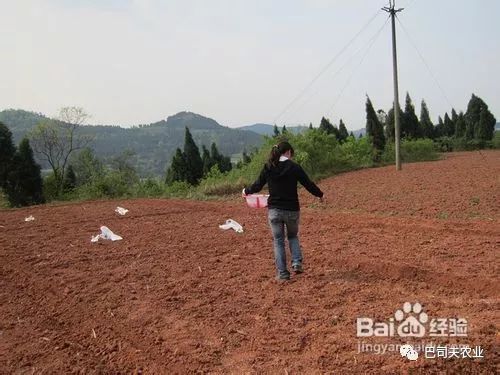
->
<box><xmin>1</xmin><ymin>151</ymin><xmax>499</xmax><ymax>374</ymax></box>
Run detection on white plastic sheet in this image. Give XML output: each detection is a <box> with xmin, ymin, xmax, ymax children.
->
<box><xmin>91</xmin><ymin>225</ymin><xmax>123</xmax><ymax>242</ymax></box>
<box><xmin>115</xmin><ymin>206</ymin><xmax>129</xmax><ymax>215</ymax></box>
<box><xmin>24</xmin><ymin>215</ymin><xmax>35</xmax><ymax>222</ymax></box>
<box><xmin>219</xmin><ymin>219</ymin><xmax>244</xmax><ymax>233</ymax></box>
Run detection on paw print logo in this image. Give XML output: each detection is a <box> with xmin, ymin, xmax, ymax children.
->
<box><xmin>400</xmin><ymin>344</ymin><xmax>419</xmax><ymax>361</ymax></box>
<box><xmin>395</xmin><ymin>302</ymin><xmax>428</xmax><ymax>337</ymax></box>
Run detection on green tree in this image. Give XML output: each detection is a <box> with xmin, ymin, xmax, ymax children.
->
<box><xmin>242</xmin><ymin>151</ymin><xmax>251</xmax><ymax>164</ymax></box>
<box><xmin>319</xmin><ymin>117</ymin><xmax>340</xmax><ymax>140</ymax></box>
<box><xmin>282</xmin><ymin>125</ymin><xmax>288</xmax><ymax>134</ymax></box>
<box><xmin>385</xmin><ymin>105</ymin><xmax>403</xmax><ymax>142</ymax></box>
<box><xmin>477</xmin><ymin>106</ymin><xmax>496</xmax><ymax>140</ymax></box>
<box><xmin>210</xmin><ymin>143</ymin><xmax>232</xmax><ymax>173</ymax></box>
<box><xmin>435</xmin><ymin>116</ymin><xmax>445</xmax><ymax>138</ymax></box>
<box><xmin>29</xmin><ymin>107</ymin><xmax>92</xmax><ymax>196</ymax></box>
<box><xmin>464</xmin><ymin>94</ymin><xmax>496</xmax><ymax>140</ymax></box>
<box><xmin>419</xmin><ymin>100</ymin><xmax>434</xmax><ymax>139</ymax></box>
<box><xmin>5</xmin><ymin>138</ymin><xmax>44</xmax><ymax>206</ymax></box>
<box><xmin>0</xmin><ymin>122</ymin><xmax>16</xmax><ymax>189</ymax></box>
<box><xmin>454</xmin><ymin>112</ymin><xmax>466</xmax><ymax>138</ymax></box>
<box><xmin>365</xmin><ymin>96</ymin><xmax>386</xmax><ymax>154</ymax></box>
<box><xmin>273</xmin><ymin>124</ymin><xmax>280</xmax><ymax>137</ymax></box>
<box><xmin>338</xmin><ymin>119</ymin><xmax>349</xmax><ymax>143</ymax></box>
<box><xmin>71</xmin><ymin>148</ymin><xmax>104</xmax><ymax>186</ymax></box>
<box><xmin>63</xmin><ymin>164</ymin><xmax>77</xmax><ymax>192</ymax></box>
<box><xmin>183</xmin><ymin>127</ymin><xmax>203</xmax><ymax>185</ymax></box>
<box><xmin>165</xmin><ymin>148</ymin><xmax>188</xmax><ymax>184</ymax></box>
<box><xmin>443</xmin><ymin>112</ymin><xmax>454</xmax><ymax>137</ymax></box>
<box><xmin>201</xmin><ymin>145</ymin><xmax>214</xmax><ymax>175</ymax></box>
<box><xmin>308</xmin><ymin>122</ymin><xmax>313</xmax><ymax>130</ymax></box>
<box><xmin>403</xmin><ymin>93</ymin><xmax>421</xmax><ymax>138</ymax></box>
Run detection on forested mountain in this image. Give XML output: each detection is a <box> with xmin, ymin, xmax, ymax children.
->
<box><xmin>0</xmin><ymin>110</ymin><xmax>263</xmax><ymax>176</ymax></box>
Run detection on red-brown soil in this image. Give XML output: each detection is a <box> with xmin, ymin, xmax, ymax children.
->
<box><xmin>1</xmin><ymin>151</ymin><xmax>499</xmax><ymax>374</ymax></box>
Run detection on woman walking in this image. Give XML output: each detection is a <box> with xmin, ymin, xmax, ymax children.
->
<box><xmin>243</xmin><ymin>141</ymin><xmax>324</xmax><ymax>281</ymax></box>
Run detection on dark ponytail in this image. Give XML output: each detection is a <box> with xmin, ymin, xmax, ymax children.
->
<box><xmin>266</xmin><ymin>141</ymin><xmax>294</xmax><ymax>169</ymax></box>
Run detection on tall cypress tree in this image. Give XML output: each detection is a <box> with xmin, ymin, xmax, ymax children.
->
<box><xmin>385</xmin><ymin>105</ymin><xmax>403</xmax><ymax>142</ymax></box>
<box><xmin>165</xmin><ymin>148</ymin><xmax>188</xmax><ymax>184</ymax></box>
<box><xmin>464</xmin><ymin>94</ymin><xmax>496</xmax><ymax>140</ymax></box>
<box><xmin>201</xmin><ymin>145</ymin><xmax>214</xmax><ymax>175</ymax></box>
<box><xmin>183</xmin><ymin>127</ymin><xmax>203</xmax><ymax>185</ymax></box>
<box><xmin>403</xmin><ymin>93</ymin><xmax>421</xmax><ymax>138</ymax></box>
<box><xmin>5</xmin><ymin>138</ymin><xmax>44</xmax><ymax>207</ymax></box>
<box><xmin>443</xmin><ymin>113</ymin><xmax>454</xmax><ymax>137</ymax></box>
<box><xmin>210</xmin><ymin>143</ymin><xmax>232</xmax><ymax>173</ymax></box>
<box><xmin>273</xmin><ymin>124</ymin><xmax>280</xmax><ymax>137</ymax></box>
<box><xmin>454</xmin><ymin>112</ymin><xmax>466</xmax><ymax>138</ymax></box>
<box><xmin>435</xmin><ymin>116</ymin><xmax>445</xmax><ymax>138</ymax></box>
<box><xmin>0</xmin><ymin>122</ymin><xmax>16</xmax><ymax>189</ymax></box>
<box><xmin>319</xmin><ymin>117</ymin><xmax>340</xmax><ymax>141</ymax></box>
<box><xmin>477</xmin><ymin>106</ymin><xmax>496</xmax><ymax>140</ymax></box>
<box><xmin>338</xmin><ymin>119</ymin><xmax>349</xmax><ymax>143</ymax></box>
<box><xmin>419</xmin><ymin>100</ymin><xmax>434</xmax><ymax>139</ymax></box>
<box><xmin>366</xmin><ymin>96</ymin><xmax>385</xmax><ymax>153</ymax></box>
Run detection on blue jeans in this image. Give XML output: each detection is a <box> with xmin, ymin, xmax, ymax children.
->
<box><xmin>268</xmin><ymin>208</ymin><xmax>302</xmax><ymax>278</ymax></box>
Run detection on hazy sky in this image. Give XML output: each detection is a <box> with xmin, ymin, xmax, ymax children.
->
<box><xmin>1</xmin><ymin>0</ymin><xmax>498</xmax><ymax>129</ymax></box>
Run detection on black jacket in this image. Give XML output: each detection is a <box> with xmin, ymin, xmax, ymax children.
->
<box><xmin>244</xmin><ymin>159</ymin><xmax>323</xmax><ymax>211</ymax></box>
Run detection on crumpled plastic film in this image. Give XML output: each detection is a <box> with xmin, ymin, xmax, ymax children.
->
<box><xmin>219</xmin><ymin>219</ymin><xmax>244</xmax><ymax>233</ymax></box>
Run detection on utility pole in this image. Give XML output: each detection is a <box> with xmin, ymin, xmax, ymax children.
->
<box><xmin>383</xmin><ymin>0</ymin><xmax>403</xmax><ymax>170</ymax></box>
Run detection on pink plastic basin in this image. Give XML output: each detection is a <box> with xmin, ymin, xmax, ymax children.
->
<box><xmin>244</xmin><ymin>194</ymin><xmax>269</xmax><ymax>208</ymax></box>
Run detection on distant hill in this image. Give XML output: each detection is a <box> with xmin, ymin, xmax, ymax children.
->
<box><xmin>0</xmin><ymin>110</ymin><xmax>263</xmax><ymax>177</ymax></box>
<box><xmin>238</xmin><ymin>123</ymin><xmax>308</xmax><ymax>136</ymax></box>
<box><xmin>239</xmin><ymin>123</ymin><xmax>366</xmax><ymax>138</ymax></box>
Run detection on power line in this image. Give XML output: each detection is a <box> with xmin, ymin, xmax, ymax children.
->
<box><xmin>327</xmin><ymin>15</ymin><xmax>390</xmax><ymax>119</ymax></box>
<box><xmin>396</xmin><ymin>14</ymin><xmax>454</xmax><ymax>109</ymax></box>
<box><xmin>272</xmin><ymin>8</ymin><xmax>384</xmax><ymax>125</ymax></box>
<box><xmin>282</xmin><ymin>15</ymin><xmax>390</xmax><ymax>124</ymax></box>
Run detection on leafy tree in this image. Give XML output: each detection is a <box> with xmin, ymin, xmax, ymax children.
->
<box><xmin>71</xmin><ymin>148</ymin><xmax>104</xmax><ymax>186</ymax></box>
<box><xmin>403</xmin><ymin>93</ymin><xmax>421</xmax><ymax>138</ymax></box>
<box><xmin>308</xmin><ymin>122</ymin><xmax>313</xmax><ymax>130</ymax></box>
<box><xmin>349</xmin><ymin>131</ymin><xmax>354</xmax><ymax>138</ymax></box>
<box><xmin>183</xmin><ymin>127</ymin><xmax>203</xmax><ymax>185</ymax></box>
<box><xmin>4</xmin><ymin>138</ymin><xmax>44</xmax><ymax>206</ymax></box>
<box><xmin>111</xmin><ymin>149</ymin><xmax>139</xmax><ymax>186</ymax></box>
<box><xmin>29</xmin><ymin>107</ymin><xmax>92</xmax><ymax>196</ymax></box>
<box><xmin>282</xmin><ymin>125</ymin><xmax>288</xmax><ymax>134</ymax></box>
<box><xmin>0</xmin><ymin>121</ymin><xmax>16</xmax><ymax>189</ymax></box>
<box><xmin>63</xmin><ymin>164</ymin><xmax>77</xmax><ymax>192</ymax></box>
<box><xmin>419</xmin><ymin>100</ymin><xmax>434</xmax><ymax>139</ymax></box>
<box><xmin>365</xmin><ymin>96</ymin><xmax>386</xmax><ymax>153</ymax></box>
<box><xmin>338</xmin><ymin>119</ymin><xmax>349</xmax><ymax>143</ymax></box>
<box><xmin>166</xmin><ymin>148</ymin><xmax>187</xmax><ymax>184</ymax></box>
